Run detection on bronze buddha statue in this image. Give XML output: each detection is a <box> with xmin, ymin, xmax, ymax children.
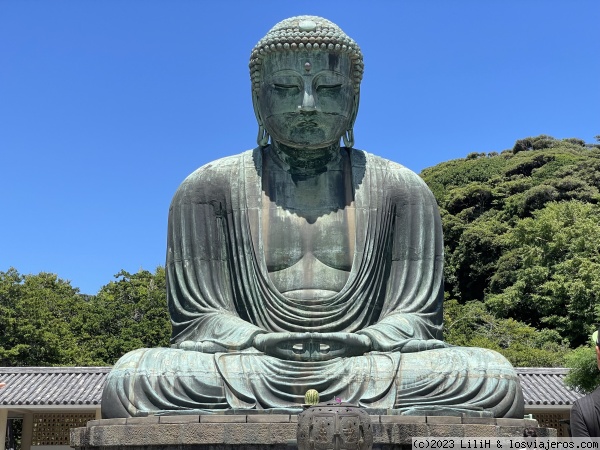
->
<box><xmin>101</xmin><ymin>16</ymin><xmax>523</xmax><ymax>419</ymax></box>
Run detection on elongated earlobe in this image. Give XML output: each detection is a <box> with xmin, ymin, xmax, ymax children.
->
<box><xmin>342</xmin><ymin>93</ymin><xmax>359</xmax><ymax>148</ymax></box>
<box><xmin>257</xmin><ymin>124</ymin><xmax>270</xmax><ymax>147</ymax></box>
<box><xmin>343</xmin><ymin>129</ymin><xmax>354</xmax><ymax>148</ymax></box>
<box><xmin>253</xmin><ymin>92</ymin><xmax>270</xmax><ymax>147</ymax></box>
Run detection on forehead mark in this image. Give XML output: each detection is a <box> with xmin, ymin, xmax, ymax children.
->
<box><xmin>304</xmin><ymin>62</ymin><xmax>312</xmax><ymax>72</ymax></box>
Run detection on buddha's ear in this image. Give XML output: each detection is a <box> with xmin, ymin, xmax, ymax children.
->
<box><xmin>343</xmin><ymin>92</ymin><xmax>360</xmax><ymax>148</ymax></box>
<box><xmin>252</xmin><ymin>91</ymin><xmax>262</xmax><ymax>125</ymax></box>
<box><xmin>350</xmin><ymin>91</ymin><xmax>360</xmax><ymax>129</ymax></box>
<box><xmin>252</xmin><ymin>91</ymin><xmax>269</xmax><ymax>147</ymax></box>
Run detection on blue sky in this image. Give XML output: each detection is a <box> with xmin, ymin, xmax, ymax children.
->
<box><xmin>1</xmin><ymin>1</ymin><xmax>598</xmax><ymax>295</ymax></box>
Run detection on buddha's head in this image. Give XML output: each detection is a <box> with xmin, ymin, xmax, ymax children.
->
<box><xmin>250</xmin><ymin>16</ymin><xmax>363</xmax><ymax>150</ymax></box>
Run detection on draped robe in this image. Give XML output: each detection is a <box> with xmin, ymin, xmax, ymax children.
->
<box><xmin>101</xmin><ymin>148</ymin><xmax>523</xmax><ymax>418</ymax></box>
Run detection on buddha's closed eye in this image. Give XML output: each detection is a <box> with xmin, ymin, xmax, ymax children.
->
<box><xmin>273</xmin><ymin>83</ymin><xmax>301</xmax><ymax>90</ymax></box>
<box><xmin>316</xmin><ymin>84</ymin><xmax>342</xmax><ymax>91</ymax></box>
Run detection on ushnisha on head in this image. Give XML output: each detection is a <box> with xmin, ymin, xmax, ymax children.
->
<box><xmin>250</xmin><ymin>16</ymin><xmax>364</xmax><ymax>95</ymax></box>
<box><xmin>250</xmin><ymin>16</ymin><xmax>364</xmax><ymax>149</ymax></box>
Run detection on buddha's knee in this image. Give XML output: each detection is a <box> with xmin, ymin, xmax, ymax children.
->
<box><xmin>397</xmin><ymin>346</ymin><xmax>518</xmax><ymax>390</ymax></box>
<box><xmin>452</xmin><ymin>346</ymin><xmax>517</xmax><ymax>373</ymax></box>
<box><xmin>102</xmin><ymin>347</ymin><xmax>225</xmax><ymax>418</ymax></box>
<box><xmin>101</xmin><ymin>348</ymin><xmax>153</xmax><ymax>418</ymax></box>
<box><xmin>109</xmin><ymin>347</ymin><xmax>151</xmax><ymax>372</ymax></box>
<box><xmin>400</xmin><ymin>346</ymin><xmax>516</xmax><ymax>375</ymax></box>
<box><xmin>397</xmin><ymin>346</ymin><xmax>522</xmax><ymax>418</ymax></box>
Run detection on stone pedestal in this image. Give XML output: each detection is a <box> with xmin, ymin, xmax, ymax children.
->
<box><xmin>70</xmin><ymin>415</ymin><xmax>556</xmax><ymax>450</ymax></box>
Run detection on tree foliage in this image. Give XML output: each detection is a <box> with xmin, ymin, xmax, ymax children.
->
<box><xmin>0</xmin><ymin>267</ymin><xmax>169</xmax><ymax>366</ymax></box>
<box><xmin>444</xmin><ymin>298</ymin><xmax>567</xmax><ymax>367</ymax></box>
<box><xmin>486</xmin><ymin>201</ymin><xmax>600</xmax><ymax>347</ymax></box>
<box><xmin>0</xmin><ymin>269</ymin><xmax>89</xmax><ymax>366</ymax></box>
<box><xmin>79</xmin><ymin>268</ymin><xmax>170</xmax><ymax>364</ymax></box>
<box><xmin>422</xmin><ymin>135</ymin><xmax>600</xmax><ymax>368</ymax></box>
<box><xmin>563</xmin><ymin>346</ymin><xmax>600</xmax><ymax>394</ymax></box>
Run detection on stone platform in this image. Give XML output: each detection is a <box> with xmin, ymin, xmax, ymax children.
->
<box><xmin>70</xmin><ymin>415</ymin><xmax>556</xmax><ymax>450</ymax></box>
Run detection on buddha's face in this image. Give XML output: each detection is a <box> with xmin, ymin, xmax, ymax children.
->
<box><xmin>256</xmin><ymin>51</ymin><xmax>355</xmax><ymax>149</ymax></box>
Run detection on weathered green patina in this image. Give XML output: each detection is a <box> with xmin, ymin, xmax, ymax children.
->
<box><xmin>101</xmin><ymin>16</ymin><xmax>523</xmax><ymax>419</ymax></box>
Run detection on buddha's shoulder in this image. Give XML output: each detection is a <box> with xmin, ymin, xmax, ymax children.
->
<box><xmin>173</xmin><ymin>149</ymin><xmax>257</xmax><ymax>202</ymax></box>
<box><xmin>183</xmin><ymin>150</ymin><xmax>256</xmax><ymax>182</ymax></box>
<box><xmin>352</xmin><ymin>149</ymin><xmax>428</xmax><ymax>187</ymax></box>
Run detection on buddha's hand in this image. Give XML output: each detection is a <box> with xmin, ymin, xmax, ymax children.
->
<box><xmin>176</xmin><ymin>341</ymin><xmax>228</xmax><ymax>353</ymax></box>
<box><xmin>253</xmin><ymin>332</ymin><xmax>371</xmax><ymax>362</ymax></box>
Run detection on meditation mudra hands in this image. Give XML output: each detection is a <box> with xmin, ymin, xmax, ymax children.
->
<box><xmin>253</xmin><ymin>332</ymin><xmax>371</xmax><ymax>361</ymax></box>
<box><xmin>175</xmin><ymin>333</ymin><xmax>370</xmax><ymax>361</ymax></box>
<box><xmin>176</xmin><ymin>333</ymin><xmax>448</xmax><ymax>361</ymax></box>
<box><xmin>252</xmin><ymin>334</ymin><xmax>448</xmax><ymax>360</ymax></box>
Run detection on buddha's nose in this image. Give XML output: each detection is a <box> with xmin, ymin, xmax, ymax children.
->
<box><xmin>298</xmin><ymin>87</ymin><xmax>316</xmax><ymax>112</ymax></box>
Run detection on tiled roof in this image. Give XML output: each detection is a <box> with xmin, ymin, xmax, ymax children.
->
<box><xmin>516</xmin><ymin>367</ymin><xmax>582</xmax><ymax>406</ymax></box>
<box><xmin>0</xmin><ymin>366</ymin><xmax>584</xmax><ymax>408</ymax></box>
<box><xmin>0</xmin><ymin>367</ymin><xmax>110</xmax><ymax>407</ymax></box>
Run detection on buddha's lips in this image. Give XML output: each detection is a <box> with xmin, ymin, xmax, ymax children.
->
<box><xmin>296</xmin><ymin>119</ymin><xmax>318</xmax><ymax>127</ymax></box>
<box><xmin>273</xmin><ymin>112</ymin><xmax>320</xmax><ymax>125</ymax></box>
<box><xmin>291</xmin><ymin>115</ymin><xmax>323</xmax><ymax>128</ymax></box>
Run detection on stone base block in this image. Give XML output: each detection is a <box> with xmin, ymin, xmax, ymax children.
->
<box><xmin>71</xmin><ymin>415</ymin><xmax>556</xmax><ymax>450</ymax></box>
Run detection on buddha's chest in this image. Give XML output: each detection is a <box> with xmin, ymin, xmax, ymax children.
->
<box><xmin>261</xmin><ymin>202</ymin><xmax>355</xmax><ymax>272</ymax></box>
<box><xmin>258</xmin><ymin>149</ymin><xmax>356</xmax><ymax>298</ymax></box>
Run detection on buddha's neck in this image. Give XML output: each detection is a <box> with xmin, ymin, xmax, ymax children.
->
<box><xmin>270</xmin><ymin>141</ymin><xmax>343</xmax><ymax>179</ymax></box>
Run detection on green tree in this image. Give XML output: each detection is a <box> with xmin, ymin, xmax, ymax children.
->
<box><xmin>421</xmin><ymin>136</ymin><xmax>600</xmax><ymax>354</ymax></box>
<box><xmin>486</xmin><ymin>201</ymin><xmax>600</xmax><ymax>347</ymax></box>
<box><xmin>0</xmin><ymin>267</ymin><xmax>170</xmax><ymax>367</ymax></box>
<box><xmin>79</xmin><ymin>267</ymin><xmax>170</xmax><ymax>365</ymax></box>
<box><xmin>444</xmin><ymin>299</ymin><xmax>567</xmax><ymax>367</ymax></box>
<box><xmin>564</xmin><ymin>346</ymin><xmax>600</xmax><ymax>394</ymax></box>
<box><xmin>0</xmin><ymin>268</ymin><xmax>92</xmax><ymax>366</ymax></box>
<box><xmin>445</xmin><ymin>213</ymin><xmax>507</xmax><ymax>301</ymax></box>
